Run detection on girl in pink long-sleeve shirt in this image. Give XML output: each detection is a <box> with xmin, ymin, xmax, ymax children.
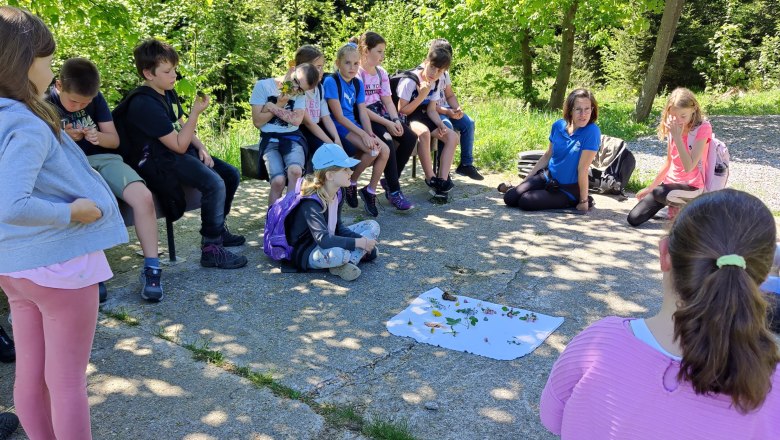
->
<box><xmin>541</xmin><ymin>189</ymin><xmax>780</xmax><ymax>439</ymax></box>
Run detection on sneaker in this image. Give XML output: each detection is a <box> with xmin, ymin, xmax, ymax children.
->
<box><xmin>0</xmin><ymin>326</ymin><xmax>15</xmax><ymax>363</ymax></box>
<box><xmin>455</xmin><ymin>164</ymin><xmax>484</xmax><ymax>180</ymax></box>
<box><xmin>201</xmin><ymin>244</ymin><xmax>248</xmax><ymax>269</ymax></box>
<box><xmin>437</xmin><ymin>175</ymin><xmax>455</xmax><ymax>192</ymax></box>
<box><xmin>221</xmin><ymin>225</ymin><xmax>246</xmax><ymax>247</ymax></box>
<box><xmin>388</xmin><ymin>191</ymin><xmax>414</xmax><ymax>210</ymax></box>
<box><xmin>345</xmin><ymin>184</ymin><xmax>358</xmax><ymax>208</ymax></box>
<box><xmin>0</xmin><ymin>412</ymin><xmax>19</xmax><ymax>439</ymax></box>
<box><xmin>140</xmin><ymin>267</ymin><xmax>164</xmax><ymax>302</ymax></box>
<box><xmin>98</xmin><ymin>281</ymin><xmax>108</xmax><ymax>303</ymax></box>
<box><xmin>359</xmin><ymin>186</ymin><xmax>379</xmax><ymax>217</ymax></box>
<box><xmin>425</xmin><ymin>177</ymin><xmax>440</xmax><ymax>195</ymax></box>
<box><xmin>329</xmin><ymin>262</ymin><xmax>361</xmax><ymax>281</ymax></box>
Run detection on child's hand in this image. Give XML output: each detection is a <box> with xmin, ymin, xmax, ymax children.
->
<box><xmin>666</xmin><ymin>115</ymin><xmax>683</xmax><ymax>139</ymax></box>
<box><xmin>83</xmin><ymin>127</ymin><xmax>99</xmax><ymax>145</ymax></box>
<box><xmin>636</xmin><ymin>187</ymin><xmax>652</xmax><ymax>200</ymax></box>
<box><xmin>198</xmin><ymin>147</ymin><xmax>214</xmax><ymax>168</ymax></box>
<box><xmin>449</xmin><ymin>107</ymin><xmax>464</xmax><ymax>119</ymax></box>
<box><xmin>360</xmin><ymin>132</ymin><xmax>375</xmax><ymax>151</ymax></box>
<box><xmin>435</xmin><ymin>125</ymin><xmax>449</xmax><ymax>138</ymax></box>
<box><xmin>64</xmin><ymin>124</ymin><xmax>84</xmax><ymax>142</ymax></box>
<box><xmin>70</xmin><ymin>198</ymin><xmax>102</xmax><ymax>224</ymax></box>
<box><xmin>388</xmin><ymin>120</ymin><xmax>403</xmax><ymax>137</ymax></box>
<box><xmin>358</xmin><ymin>237</ymin><xmax>377</xmax><ymax>252</ymax></box>
<box><xmin>418</xmin><ymin>80</ymin><xmax>431</xmax><ymax>96</ymax></box>
<box><xmin>192</xmin><ymin>93</ymin><xmax>210</xmax><ymax>114</ymax></box>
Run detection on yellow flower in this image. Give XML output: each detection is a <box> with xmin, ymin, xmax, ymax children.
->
<box><xmin>432</xmin><ymin>310</ymin><xmax>442</xmax><ymax>317</ymax></box>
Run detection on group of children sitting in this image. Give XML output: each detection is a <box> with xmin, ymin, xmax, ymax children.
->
<box><xmin>44</xmin><ymin>33</ymin><xmax>485</xmax><ymax>299</ymax></box>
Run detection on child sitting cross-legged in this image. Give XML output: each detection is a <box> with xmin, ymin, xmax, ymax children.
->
<box><xmin>46</xmin><ymin>58</ymin><xmax>163</xmax><ymax>302</ymax></box>
<box><xmin>285</xmin><ymin>144</ymin><xmax>380</xmax><ymax>281</ymax></box>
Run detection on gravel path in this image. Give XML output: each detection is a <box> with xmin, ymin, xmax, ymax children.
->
<box><xmin>628</xmin><ymin>115</ymin><xmax>780</xmax><ymax>211</ymax></box>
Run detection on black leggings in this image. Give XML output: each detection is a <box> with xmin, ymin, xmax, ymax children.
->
<box><xmin>503</xmin><ymin>171</ymin><xmax>581</xmax><ymax>211</ymax></box>
<box><xmin>370</xmin><ymin>121</ymin><xmax>417</xmax><ymax>193</ymax></box>
<box><xmin>627</xmin><ymin>183</ymin><xmax>701</xmax><ymax>226</ymax></box>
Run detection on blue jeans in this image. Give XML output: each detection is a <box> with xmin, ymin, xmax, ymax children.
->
<box><xmin>441</xmin><ymin>112</ymin><xmax>475</xmax><ymax>166</ymax></box>
<box><xmin>170</xmin><ymin>150</ymin><xmax>240</xmax><ymax>240</ymax></box>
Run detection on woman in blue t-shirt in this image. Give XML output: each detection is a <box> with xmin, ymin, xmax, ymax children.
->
<box><xmin>502</xmin><ymin>89</ymin><xmax>600</xmax><ymax>212</ymax></box>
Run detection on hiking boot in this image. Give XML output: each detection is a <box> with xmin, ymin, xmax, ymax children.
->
<box><xmin>98</xmin><ymin>281</ymin><xmax>108</xmax><ymax>303</ymax></box>
<box><xmin>0</xmin><ymin>326</ymin><xmax>15</xmax><ymax>363</ymax></box>
<box><xmin>140</xmin><ymin>267</ymin><xmax>164</xmax><ymax>302</ymax></box>
<box><xmin>345</xmin><ymin>184</ymin><xmax>358</xmax><ymax>208</ymax></box>
<box><xmin>455</xmin><ymin>164</ymin><xmax>484</xmax><ymax>181</ymax></box>
<box><xmin>329</xmin><ymin>262</ymin><xmax>361</xmax><ymax>281</ymax></box>
<box><xmin>359</xmin><ymin>186</ymin><xmax>379</xmax><ymax>217</ymax></box>
<box><xmin>0</xmin><ymin>412</ymin><xmax>19</xmax><ymax>439</ymax></box>
<box><xmin>388</xmin><ymin>191</ymin><xmax>414</xmax><ymax>210</ymax></box>
<box><xmin>201</xmin><ymin>244</ymin><xmax>248</xmax><ymax>269</ymax></box>
<box><xmin>221</xmin><ymin>225</ymin><xmax>246</xmax><ymax>247</ymax></box>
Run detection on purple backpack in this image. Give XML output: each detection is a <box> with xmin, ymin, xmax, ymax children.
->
<box><xmin>263</xmin><ymin>178</ymin><xmax>339</xmax><ymax>261</ymax></box>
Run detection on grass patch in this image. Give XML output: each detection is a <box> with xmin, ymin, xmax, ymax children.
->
<box><xmin>102</xmin><ymin>307</ymin><xmax>140</xmax><ymax>326</ymax></box>
<box><xmin>362</xmin><ymin>417</ymin><xmax>416</xmax><ymax>440</ymax></box>
<box><xmin>153</xmin><ymin>326</ymin><xmax>178</xmax><ymax>343</ymax></box>
<box><xmin>182</xmin><ymin>338</ymin><xmax>225</xmax><ymax>366</ymax></box>
<box><xmin>625</xmin><ymin>174</ymin><xmax>655</xmax><ymax>194</ymax></box>
<box><xmin>320</xmin><ymin>404</ymin><xmax>365</xmax><ymax>431</ymax></box>
<box><xmin>772</xmin><ymin>210</ymin><xmax>780</xmax><ymax>217</ymax></box>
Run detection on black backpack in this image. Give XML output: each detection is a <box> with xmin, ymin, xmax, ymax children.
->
<box><xmin>388</xmin><ymin>69</ymin><xmax>420</xmax><ymax>109</ymax></box>
<box><xmin>322</xmin><ymin>72</ymin><xmax>360</xmax><ymax>120</ymax></box>
<box><xmin>588</xmin><ymin>135</ymin><xmax>636</xmax><ymax>198</ymax></box>
<box><xmin>112</xmin><ymin>86</ymin><xmax>181</xmax><ymax>168</ymax></box>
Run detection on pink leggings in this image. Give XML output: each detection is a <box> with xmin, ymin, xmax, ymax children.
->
<box><xmin>0</xmin><ymin>276</ymin><xmax>98</xmax><ymax>440</ymax></box>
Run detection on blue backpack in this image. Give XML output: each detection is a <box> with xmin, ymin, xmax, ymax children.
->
<box><xmin>263</xmin><ymin>178</ymin><xmax>340</xmax><ymax>261</ymax></box>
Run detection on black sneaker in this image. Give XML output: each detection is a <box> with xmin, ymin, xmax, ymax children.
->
<box><xmin>455</xmin><ymin>164</ymin><xmax>484</xmax><ymax>181</ymax></box>
<box><xmin>0</xmin><ymin>326</ymin><xmax>15</xmax><ymax>363</ymax></box>
<box><xmin>0</xmin><ymin>412</ymin><xmax>19</xmax><ymax>439</ymax></box>
<box><xmin>140</xmin><ymin>267</ymin><xmax>164</xmax><ymax>302</ymax></box>
<box><xmin>359</xmin><ymin>186</ymin><xmax>379</xmax><ymax>217</ymax></box>
<box><xmin>98</xmin><ymin>281</ymin><xmax>108</xmax><ymax>303</ymax></box>
<box><xmin>201</xmin><ymin>244</ymin><xmax>248</xmax><ymax>269</ymax></box>
<box><xmin>345</xmin><ymin>184</ymin><xmax>358</xmax><ymax>208</ymax></box>
<box><xmin>425</xmin><ymin>177</ymin><xmax>440</xmax><ymax>195</ymax></box>
<box><xmin>437</xmin><ymin>175</ymin><xmax>455</xmax><ymax>192</ymax></box>
<box><xmin>221</xmin><ymin>225</ymin><xmax>246</xmax><ymax>247</ymax></box>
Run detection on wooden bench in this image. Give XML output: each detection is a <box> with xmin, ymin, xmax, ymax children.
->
<box><xmin>117</xmin><ymin>187</ymin><xmax>202</xmax><ymax>263</ymax></box>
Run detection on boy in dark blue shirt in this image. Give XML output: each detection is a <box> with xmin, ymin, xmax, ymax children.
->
<box><xmin>47</xmin><ymin>58</ymin><xmax>164</xmax><ymax>301</ymax></box>
<box><xmin>123</xmin><ymin>39</ymin><xmax>247</xmax><ymax>269</ymax></box>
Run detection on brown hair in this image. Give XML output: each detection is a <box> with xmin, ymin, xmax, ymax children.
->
<box><xmin>59</xmin><ymin>57</ymin><xmax>100</xmax><ymax>97</ymax></box>
<box><xmin>0</xmin><ymin>6</ymin><xmax>60</xmax><ymax>137</ymax></box>
<box><xmin>425</xmin><ymin>47</ymin><xmax>451</xmax><ymax>70</ymax></box>
<box><xmin>294</xmin><ymin>45</ymin><xmax>324</xmax><ymax>66</ymax></box>
<box><xmin>353</xmin><ymin>31</ymin><xmax>386</xmax><ymax>56</ymax></box>
<box><xmin>429</xmin><ymin>38</ymin><xmax>452</xmax><ymax>56</ymax></box>
<box><xmin>133</xmin><ymin>38</ymin><xmax>179</xmax><ymax>80</ymax></box>
<box><xmin>295</xmin><ymin>63</ymin><xmax>319</xmax><ymax>91</ymax></box>
<box><xmin>562</xmin><ymin>88</ymin><xmax>598</xmax><ymax>129</ymax></box>
<box><xmin>657</xmin><ymin>87</ymin><xmax>705</xmax><ymax>140</ymax></box>
<box><xmin>669</xmin><ymin>189</ymin><xmax>779</xmax><ymax>413</ymax></box>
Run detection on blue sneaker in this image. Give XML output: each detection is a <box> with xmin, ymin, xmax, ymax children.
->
<box><xmin>140</xmin><ymin>267</ymin><xmax>164</xmax><ymax>302</ymax></box>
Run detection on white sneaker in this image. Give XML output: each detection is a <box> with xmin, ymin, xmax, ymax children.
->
<box><xmin>329</xmin><ymin>263</ymin><xmax>361</xmax><ymax>281</ymax></box>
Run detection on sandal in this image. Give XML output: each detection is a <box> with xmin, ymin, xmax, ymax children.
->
<box><xmin>497</xmin><ymin>182</ymin><xmax>513</xmax><ymax>194</ymax></box>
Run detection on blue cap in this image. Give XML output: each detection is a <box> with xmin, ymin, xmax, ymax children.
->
<box><xmin>312</xmin><ymin>143</ymin><xmax>360</xmax><ymax>170</ymax></box>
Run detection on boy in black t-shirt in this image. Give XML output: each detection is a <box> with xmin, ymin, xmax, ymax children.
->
<box><xmin>46</xmin><ymin>58</ymin><xmax>164</xmax><ymax>302</ymax></box>
<box><xmin>124</xmin><ymin>39</ymin><xmax>247</xmax><ymax>269</ymax></box>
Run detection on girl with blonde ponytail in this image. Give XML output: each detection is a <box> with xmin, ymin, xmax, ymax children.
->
<box><xmin>541</xmin><ymin>188</ymin><xmax>779</xmax><ymax>439</ymax></box>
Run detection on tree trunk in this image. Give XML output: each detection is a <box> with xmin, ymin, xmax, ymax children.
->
<box><xmin>548</xmin><ymin>0</ymin><xmax>579</xmax><ymax>110</ymax></box>
<box><xmin>634</xmin><ymin>0</ymin><xmax>686</xmax><ymax>122</ymax></box>
<box><xmin>520</xmin><ymin>29</ymin><xmax>534</xmax><ymax>104</ymax></box>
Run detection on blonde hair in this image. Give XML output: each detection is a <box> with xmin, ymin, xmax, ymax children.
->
<box><xmin>657</xmin><ymin>87</ymin><xmax>705</xmax><ymax>140</ymax></box>
<box><xmin>301</xmin><ymin>167</ymin><xmax>341</xmax><ymax>209</ymax></box>
<box><xmin>334</xmin><ymin>43</ymin><xmax>358</xmax><ymax>72</ymax></box>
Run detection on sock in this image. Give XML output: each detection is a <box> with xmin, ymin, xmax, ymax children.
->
<box><xmin>144</xmin><ymin>257</ymin><xmax>160</xmax><ymax>269</ymax></box>
<box><xmin>366</xmin><ymin>186</ymin><xmax>376</xmax><ymax>195</ymax></box>
<box><xmin>350</xmin><ymin>181</ymin><xmax>357</xmax><ymax>186</ymax></box>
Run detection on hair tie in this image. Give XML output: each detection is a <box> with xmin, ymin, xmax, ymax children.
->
<box><xmin>346</xmin><ymin>42</ymin><xmax>358</xmax><ymax>49</ymax></box>
<box><xmin>716</xmin><ymin>254</ymin><xmax>746</xmax><ymax>269</ymax></box>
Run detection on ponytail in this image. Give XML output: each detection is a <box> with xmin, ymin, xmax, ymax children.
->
<box><xmin>301</xmin><ymin>168</ymin><xmax>336</xmax><ymax>211</ymax></box>
<box><xmin>669</xmin><ymin>189</ymin><xmax>779</xmax><ymax>413</ymax></box>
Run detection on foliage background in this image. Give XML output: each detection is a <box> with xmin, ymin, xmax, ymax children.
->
<box><xmin>8</xmin><ymin>0</ymin><xmax>780</xmax><ymax>169</ymax></box>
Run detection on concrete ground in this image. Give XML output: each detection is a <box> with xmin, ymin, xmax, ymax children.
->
<box><xmin>1</xmin><ymin>167</ymin><xmax>776</xmax><ymax>439</ymax></box>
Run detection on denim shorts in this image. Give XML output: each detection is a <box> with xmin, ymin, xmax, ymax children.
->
<box><xmin>263</xmin><ymin>140</ymin><xmax>305</xmax><ymax>179</ymax></box>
